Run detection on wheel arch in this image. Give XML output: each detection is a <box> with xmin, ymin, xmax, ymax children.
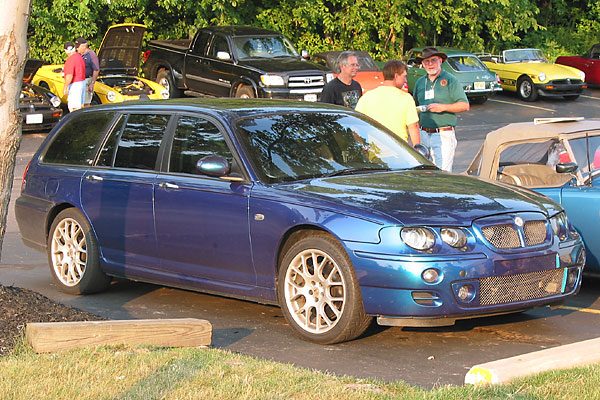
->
<box><xmin>231</xmin><ymin>78</ymin><xmax>259</xmax><ymax>97</ymax></box>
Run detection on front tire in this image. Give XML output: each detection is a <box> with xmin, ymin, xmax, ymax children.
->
<box><xmin>518</xmin><ymin>76</ymin><xmax>538</xmax><ymax>101</ymax></box>
<box><xmin>277</xmin><ymin>233</ymin><xmax>371</xmax><ymax>344</ymax></box>
<box><xmin>47</xmin><ymin>208</ymin><xmax>110</xmax><ymax>295</ymax></box>
<box><xmin>235</xmin><ymin>84</ymin><xmax>255</xmax><ymax>98</ymax></box>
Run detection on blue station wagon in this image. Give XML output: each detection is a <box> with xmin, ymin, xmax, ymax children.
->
<box><xmin>15</xmin><ymin>99</ymin><xmax>585</xmax><ymax>343</ymax></box>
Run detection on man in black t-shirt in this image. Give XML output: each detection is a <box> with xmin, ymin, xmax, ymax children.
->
<box><xmin>319</xmin><ymin>51</ymin><xmax>362</xmax><ymax>108</ymax></box>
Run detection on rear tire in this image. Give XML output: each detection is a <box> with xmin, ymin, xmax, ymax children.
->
<box><xmin>518</xmin><ymin>76</ymin><xmax>538</xmax><ymax>101</ymax></box>
<box><xmin>156</xmin><ymin>69</ymin><xmax>182</xmax><ymax>98</ymax></box>
<box><xmin>47</xmin><ymin>208</ymin><xmax>111</xmax><ymax>295</ymax></box>
<box><xmin>277</xmin><ymin>232</ymin><xmax>371</xmax><ymax>344</ymax></box>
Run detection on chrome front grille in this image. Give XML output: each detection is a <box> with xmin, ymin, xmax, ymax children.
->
<box><xmin>479</xmin><ymin>217</ymin><xmax>549</xmax><ymax>250</ymax></box>
<box><xmin>524</xmin><ymin>220</ymin><xmax>547</xmax><ymax>246</ymax></box>
<box><xmin>288</xmin><ymin>76</ymin><xmax>325</xmax><ymax>88</ymax></box>
<box><xmin>479</xmin><ymin>268</ymin><xmax>563</xmax><ymax>306</ymax></box>
<box><xmin>481</xmin><ymin>224</ymin><xmax>520</xmax><ymax>249</ymax></box>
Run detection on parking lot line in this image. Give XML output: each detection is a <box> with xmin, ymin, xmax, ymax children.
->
<box><xmin>559</xmin><ymin>305</ymin><xmax>600</xmax><ymax>314</ymax></box>
<box><xmin>488</xmin><ymin>98</ymin><xmax>556</xmax><ymax>112</ymax></box>
<box><xmin>581</xmin><ymin>94</ymin><xmax>600</xmax><ymax>100</ymax></box>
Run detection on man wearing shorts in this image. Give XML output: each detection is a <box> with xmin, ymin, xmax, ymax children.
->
<box><xmin>62</xmin><ymin>41</ymin><xmax>86</xmax><ymax>112</ymax></box>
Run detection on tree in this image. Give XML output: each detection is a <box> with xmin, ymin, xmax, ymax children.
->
<box><xmin>0</xmin><ymin>0</ymin><xmax>31</xmax><ymax>260</ymax></box>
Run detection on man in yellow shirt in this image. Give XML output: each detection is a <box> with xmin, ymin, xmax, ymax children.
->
<box><xmin>355</xmin><ymin>60</ymin><xmax>420</xmax><ymax>146</ymax></box>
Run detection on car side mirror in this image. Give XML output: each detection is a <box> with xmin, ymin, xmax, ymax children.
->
<box><xmin>301</xmin><ymin>49</ymin><xmax>309</xmax><ymax>60</ymax></box>
<box><xmin>556</xmin><ymin>162</ymin><xmax>578</xmax><ymax>174</ymax></box>
<box><xmin>196</xmin><ymin>155</ymin><xmax>230</xmax><ymax>177</ymax></box>
<box><xmin>216</xmin><ymin>51</ymin><xmax>231</xmax><ymax>61</ymax></box>
<box><xmin>413</xmin><ymin>144</ymin><xmax>431</xmax><ymax>161</ymax></box>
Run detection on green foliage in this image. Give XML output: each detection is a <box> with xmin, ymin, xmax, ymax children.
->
<box><xmin>27</xmin><ymin>0</ymin><xmax>597</xmax><ymax>65</ymax></box>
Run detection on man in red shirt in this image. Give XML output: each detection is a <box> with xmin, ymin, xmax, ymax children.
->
<box><xmin>63</xmin><ymin>41</ymin><xmax>86</xmax><ymax>111</ymax></box>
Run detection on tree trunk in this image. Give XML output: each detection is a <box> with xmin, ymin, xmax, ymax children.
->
<box><xmin>0</xmin><ymin>1</ymin><xmax>31</xmax><ymax>260</ymax></box>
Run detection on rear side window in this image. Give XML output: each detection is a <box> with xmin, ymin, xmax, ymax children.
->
<box><xmin>42</xmin><ymin>112</ymin><xmax>114</xmax><ymax>165</ymax></box>
<box><xmin>111</xmin><ymin>114</ymin><xmax>170</xmax><ymax>170</ymax></box>
<box><xmin>169</xmin><ymin>116</ymin><xmax>232</xmax><ymax>174</ymax></box>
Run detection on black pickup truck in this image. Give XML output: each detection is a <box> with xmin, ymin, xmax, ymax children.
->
<box><xmin>141</xmin><ymin>25</ymin><xmax>333</xmax><ymax>100</ymax></box>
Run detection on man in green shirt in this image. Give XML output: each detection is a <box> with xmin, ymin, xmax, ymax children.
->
<box><xmin>413</xmin><ymin>47</ymin><xmax>470</xmax><ymax>171</ymax></box>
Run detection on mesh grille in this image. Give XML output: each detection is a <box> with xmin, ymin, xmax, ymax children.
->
<box><xmin>479</xmin><ymin>269</ymin><xmax>564</xmax><ymax>306</ymax></box>
<box><xmin>524</xmin><ymin>220</ymin><xmax>547</xmax><ymax>246</ymax></box>
<box><xmin>481</xmin><ymin>224</ymin><xmax>521</xmax><ymax>249</ymax></box>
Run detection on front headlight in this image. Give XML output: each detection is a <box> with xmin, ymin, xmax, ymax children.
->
<box><xmin>579</xmin><ymin>71</ymin><xmax>585</xmax><ymax>81</ymax></box>
<box><xmin>326</xmin><ymin>73</ymin><xmax>334</xmax><ymax>83</ymax></box>
<box><xmin>106</xmin><ymin>91</ymin><xmax>117</xmax><ymax>102</ymax></box>
<box><xmin>538</xmin><ymin>72</ymin><xmax>546</xmax><ymax>82</ymax></box>
<box><xmin>161</xmin><ymin>89</ymin><xmax>169</xmax><ymax>99</ymax></box>
<box><xmin>401</xmin><ymin>227</ymin><xmax>435</xmax><ymax>251</ymax></box>
<box><xmin>440</xmin><ymin>228</ymin><xmax>467</xmax><ymax>248</ymax></box>
<box><xmin>50</xmin><ymin>95</ymin><xmax>61</xmax><ymax>108</ymax></box>
<box><xmin>550</xmin><ymin>212</ymin><xmax>568</xmax><ymax>240</ymax></box>
<box><xmin>260</xmin><ymin>74</ymin><xmax>285</xmax><ymax>87</ymax></box>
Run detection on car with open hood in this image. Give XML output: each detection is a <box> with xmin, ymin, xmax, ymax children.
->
<box><xmin>555</xmin><ymin>43</ymin><xmax>600</xmax><ymax>87</ymax></box>
<box><xmin>465</xmin><ymin>117</ymin><xmax>600</xmax><ymax>273</ymax></box>
<box><xmin>19</xmin><ymin>59</ymin><xmax>63</xmax><ymax>131</ymax></box>
<box><xmin>311</xmin><ymin>51</ymin><xmax>385</xmax><ymax>93</ymax></box>
<box><xmin>406</xmin><ymin>47</ymin><xmax>501</xmax><ymax>104</ymax></box>
<box><xmin>479</xmin><ymin>49</ymin><xmax>586</xmax><ymax>101</ymax></box>
<box><xmin>32</xmin><ymin>23</ymin><xmax>169</xmax><ymax>106</ymax></box>
<box><xmin>15</xmin><ymin>99</ymin><xmax>584</xmax><ymax>344</ymax></box>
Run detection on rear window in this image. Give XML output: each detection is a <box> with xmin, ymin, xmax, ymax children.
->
<box><xmin>42</xmin><ymin>112</ymin><xmax>114</xmax><ymax>165</ymax></box>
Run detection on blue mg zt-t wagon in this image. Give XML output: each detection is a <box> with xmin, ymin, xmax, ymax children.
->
<box><xmin>15</xmin><ymin>98</ymin><xmax>585</xmax><ymax>343</ymax></box>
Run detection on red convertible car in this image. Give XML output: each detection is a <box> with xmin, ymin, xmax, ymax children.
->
<box><xmin>556</xmin><ymin>43</ymin><xmax>600</xmax><ymax>86</ymax></box>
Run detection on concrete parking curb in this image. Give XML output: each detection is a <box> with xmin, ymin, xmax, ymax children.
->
<box><xmin>465</xmin><ymin>336</ymin><xmax>600</xmax><ymax>385</ymax></box>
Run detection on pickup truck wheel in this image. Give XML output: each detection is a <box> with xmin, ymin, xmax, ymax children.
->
<box><xmin>235</xmin><ymin>85</ymin><xmax>255</xmax><ymax>99</ymax></box>
<box><xmin>156</xmin><ymin>69</ymin><xmax>182</xmax><ymax>98</ymax></box>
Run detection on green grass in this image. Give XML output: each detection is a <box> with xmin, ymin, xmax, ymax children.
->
<box><xmin>2</xmin><ymin>336</ymin><xmax>600</xmax><ymax>400</ymax></box>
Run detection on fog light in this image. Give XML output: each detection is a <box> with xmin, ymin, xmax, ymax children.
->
<box><xmin>422</xmin><ymin>268</ymin><xmax>440</xmax><ymax>283</ymax></box>
<box><xmin>565</xmin><ymin>267</ymin><xmax>579</xmax><ymax>291</ymax></box>
<box><xmin>457</xmin><ymin>284</ymin><xmax>474</xmax><ymax>302</ymax></box>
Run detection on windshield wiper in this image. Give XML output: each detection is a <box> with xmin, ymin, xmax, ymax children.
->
<box><xmin>322</xmin><ymin>167</ymin><xmax>391</xmax><ymax>177</ymax></box>
<box><xmin>401</xmin><ymin>165</ymin><xmax>439</xmax><ymax>171</ymax></box>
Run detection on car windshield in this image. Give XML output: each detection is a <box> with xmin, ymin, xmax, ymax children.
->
<box><xmin>233</xmin><ymin>35</ymin><xmax>299</xmax><ymax>60</ymax></box>
<box><xmin>446</xmin><ymin>55</ymin><xmax>487</xmax><ymax>72</ymax></box>
<box><xmin>504</xmin><ymin>49</ymin><xmax>547</xmax><ymax>63</ymax></box>
<box><xmin>236</xmin><ymin>112</ymin><xmax>428</xmax><ymax>183</ymax></box>
<box><xmin>567</xmin><ymin>134</ymin><xmax>600</xmax><ymax>177</ymax></box>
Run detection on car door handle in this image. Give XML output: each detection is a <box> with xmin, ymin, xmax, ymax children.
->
<box><xmin>86</xmin><ymin>175</ymin><xmax>103</xmax><ymax>182</ymax></box>
<box><xmin>159</xmin><ymin>182</ymin><xmax>179</xmax><ymax>190</ymax></box>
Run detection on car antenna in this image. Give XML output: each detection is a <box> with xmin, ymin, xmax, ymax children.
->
<box><xmin>586</xmin><ymin>132</ymin><xmax>593</xmax><ymax>187</ymax></box>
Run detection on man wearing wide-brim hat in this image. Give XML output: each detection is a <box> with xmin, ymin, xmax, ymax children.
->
<box><xmin>412</xmin><ymin>47</ymin><xmax>470</xmax><ymax>172</ymax></box>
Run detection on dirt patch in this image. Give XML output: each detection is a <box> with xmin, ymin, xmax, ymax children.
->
<box><xmin>0</xmin><ymin>284</ymin><xmax>104</xmax><ymax>356</ymax></box>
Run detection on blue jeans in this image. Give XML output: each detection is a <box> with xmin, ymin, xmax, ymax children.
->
<box><xmin>420</xmin><ymin>128</ymin><xmax>457</xmax><ymax>172</ymax></box>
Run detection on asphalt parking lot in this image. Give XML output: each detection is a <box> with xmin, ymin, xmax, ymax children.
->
<box><xmin>2</xmin><ymin>87</ymin><xmax>600</xmax><ymax>389</ymax></box>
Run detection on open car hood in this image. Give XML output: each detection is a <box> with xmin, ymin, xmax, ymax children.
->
<box><xmin>23</xmin><ymin>59</ymin><xmax>45</xmax><ymax>84</ymax></box>
<box><xmin>97</xmin><ymin>23</ymin><xmax>146</xmax><ymax>75</ymax></box>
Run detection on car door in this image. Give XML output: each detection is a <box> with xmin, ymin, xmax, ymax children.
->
<box><xmin>153</xmin><ymin>113</ymin><xmax>255</xmax><ymax>287</ymax></box>
<box><xmin>183</xmin><ymin>30</ymin><xmax>212</xmax><ymax>94</ymax></box>
<box><xmin>200</xmin><ymin>34</ymin><xmax>236</xmax><ymax>97</ymax></box>
<box><xmin>81</xmin><ymin>112</ymin><xmax>172</xmax><ymax>275</ymax></box>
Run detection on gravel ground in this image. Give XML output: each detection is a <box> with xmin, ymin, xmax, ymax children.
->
<box><xmin>0</xmin><ymin>284</ymin><xmax>104</xmax><ymax>356</ymax></box>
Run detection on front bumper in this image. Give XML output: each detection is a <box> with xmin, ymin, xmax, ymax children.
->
<box><xmin>535</xmin><ymin>81</ymin><xmax>586</xmax><ymax>97</ymax></box>
<box><xmin>348</xmin><ymin>236</ymin><xmax>585</xmax><ymax>327</ymax></box>
<box><xmin>259</xmin><ymin>87</ymin><xmax>323</xmax><ymax>102</ymax></box>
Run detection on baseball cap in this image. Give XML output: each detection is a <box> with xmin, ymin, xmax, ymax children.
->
<box><xmin>75</xmin><ymin>37</ymin><xmax>87</xmax><ymax>47</ymax></box>
<box><xmin>64</xmin><ymin>42</ymin><xmax>76</xmax><ymax>52</ymax></box>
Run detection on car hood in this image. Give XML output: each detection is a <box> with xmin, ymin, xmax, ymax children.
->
<box><xmin>97</xmin><ymin>24</ymin><xmax>146</xmax><ymax>75</ymax></box>
<box><xmin>443</xmin><ymin>65</ymin><xmax>497</xmax><ymax>83</ymax></box>
<box><xmin>241</xmin><ymin>58</ymin><xmax>330</xmax><ymax>74</ymax></box>
<box><xmin>277</xmin><ymin>170</ymin><xmax>558</xmax><ymax>225</ymax></box>
<box><xmin>486</xmin><ymin>61</ymin><xmax>582</xmax><ymax>78</ymax></box>
<box><xmin>23</xmin><ymin>59</ymin><xmax>45</xmax><ymax>83</ymax></box>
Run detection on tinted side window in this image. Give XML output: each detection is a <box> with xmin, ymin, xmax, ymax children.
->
<box><xmin>113</xmin><ymin>114</ymin><xmax>170</xmax><ymax>170</ymax></box>
<box><xmin>193</xmin><ymin>31</ymin><xmax>211</xmax><ymax>55</ymax></box>
<box><xmin>169</xmin><ymin>116</ymin><xmax>232</xmax><ymax>174</ymax></box>
<box><xmin>208</xmin><ymin>35</ymin><xmax>230</xmax><ymax>58</ymax></box>
<box><xmin>96</xmin><ymin>115</ymin><xmax>125</xmax><ymax>167</ymax></box>
<box><xmin>43</xmin><ymin>112</ymin><xmax>114</xmax><ymax>165</ymax></box>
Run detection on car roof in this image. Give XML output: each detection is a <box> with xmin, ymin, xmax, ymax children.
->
<box><xmin>408</xmin><ymin>47</ymin><xmax>477</xmax><ymax>56</ymax></box>
<box><xmin>475</xmin><ymin>118</ymin><xmax>600</xmax><ymax>177</ymax></box>
<box><xmin>70</xmin><ymin>97</ymin><xmax>355</xmax><ymax>119</ymax></box>
<box><xmin>201</xmin><ymin>25</ymin><xmax>283</xmax><ymax>36</ymax></box>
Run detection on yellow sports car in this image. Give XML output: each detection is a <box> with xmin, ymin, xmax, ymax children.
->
<box><xmin>479</xmin><ymin>48</ymin><xmax>586</xmax><ymax>101</ymax></box>
<box><xmin>33</xmin><ymin>23</ymin><xmax>169</xmax><ymax>105</ymax></box>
